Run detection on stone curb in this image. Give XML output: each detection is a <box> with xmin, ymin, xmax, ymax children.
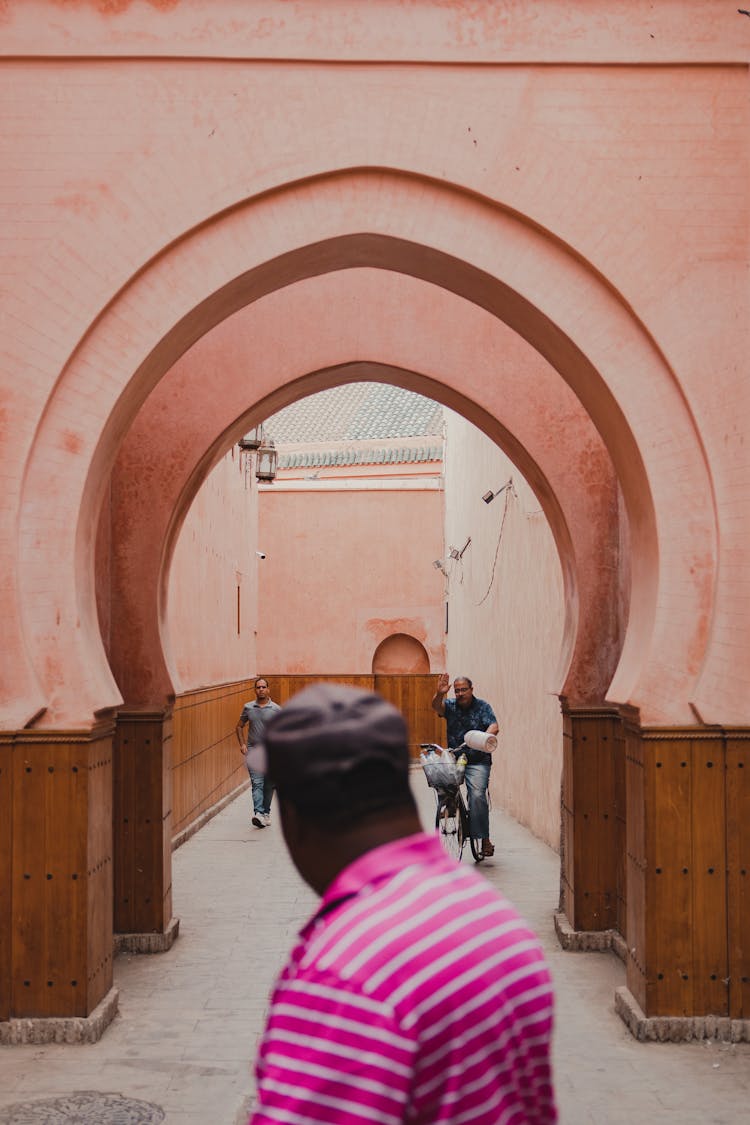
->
<box><xmin>615</xmin><ymin>985</ymin><xmax>750</xmax><ymax>1044</ymax></box>
<box><xmin>553</xmin><ymin>910</ymin><xmax>624</xmax><ymax>956</ymax></box>
<box><xmin>114</xmin><ymin>916</ymin><xmax>180</xmax><ymax>956</ymax></box>
<box><xmin>172</xmin><ymin>780</ymin><xmax>250</xmax><ymax>852</ymax></box>
<box><xmin>0</xmin><ymin>987</ymin><xmax>119</xmax><ymax>1046</ymax></box>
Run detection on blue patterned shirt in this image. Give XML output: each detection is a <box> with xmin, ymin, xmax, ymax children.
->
<box><xmin>443</xmin><ymin>696</ymin><xmax>498</xmax><ymax>763</ymax></box>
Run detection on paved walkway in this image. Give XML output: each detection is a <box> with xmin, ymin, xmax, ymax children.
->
<box><xmin>1</xmin><ymin>776</ymin><xmax>748</xmax><ymax>1124</ymax></box>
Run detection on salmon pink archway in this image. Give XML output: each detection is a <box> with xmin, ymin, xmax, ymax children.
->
<box><xmin>107</xmin><ymin>268</ymin><xmax>619</xmax><ymax>720</ymax></box>
<box><xmin>2</xmin><ymin>6</ymin><xmax>746</xmax><ymax>1036</ymax></box>
<box><xmin>15</xmin><ymin>171</ymin><xmax>714</xmax><ymax>730</ymax></box>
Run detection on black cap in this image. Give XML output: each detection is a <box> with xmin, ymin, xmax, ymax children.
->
<box><xmin>248</xmin><ymin>682</ymin><xmax>411</xmax><ymax>811</ymax></box>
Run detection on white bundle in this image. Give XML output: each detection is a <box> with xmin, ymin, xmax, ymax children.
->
<box><xmin>464</xmin><ymin>729</ymin><xmax>498</xmax><ymax>753</ymax></box>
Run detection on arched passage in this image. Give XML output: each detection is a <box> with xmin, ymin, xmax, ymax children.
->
<box><xmin>2</xmin><ymin>16</ymin><xmax>746</xmax><ymax>1038</ymax></box>
<box><xmin>104</xmin><ymin>269</ymin><xmax>620</xmax><ymax>717</ymax></box>
<box><xmin>16</xmin><ymin>171</ymin><xmax>714</xmax><ymax>732</ymax></box>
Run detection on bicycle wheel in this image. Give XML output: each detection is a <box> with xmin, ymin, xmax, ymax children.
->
<box><xmin>435</xmin><ymin>795</ymin><xmax>464</xmax><ymax>861</ymax></box>
<box><xmin>458</xmin><ymin>790</ymin><xmax>484</xmax><ymax>863</ymax></box>
<box><xmin>469</xmin><ymin>832</ymin><xmax>484</xmax><ymax>863</ymax></box>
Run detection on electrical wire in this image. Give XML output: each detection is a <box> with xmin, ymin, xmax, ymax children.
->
<box><xmin>475</xmin><ymin>484</ymin><xmax>514</xmax><ymax>606</ymax></box>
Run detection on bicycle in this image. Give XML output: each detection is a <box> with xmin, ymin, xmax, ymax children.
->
<box><xmin>419</xmin><ymin>743</ymin><xmax>485</xmax><ymax>863</ymax></box>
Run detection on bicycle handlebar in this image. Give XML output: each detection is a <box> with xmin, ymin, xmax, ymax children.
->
<box><xmin>419</xmin><ymin>742</ymin><xmax>466</xmax><ymax>754</ymax></box>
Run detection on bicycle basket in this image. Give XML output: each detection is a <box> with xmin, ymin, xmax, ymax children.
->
<box><xmin>421</xmin><ymin>754</ymin><xmax>465</xmax><ymax>793</ymax></box>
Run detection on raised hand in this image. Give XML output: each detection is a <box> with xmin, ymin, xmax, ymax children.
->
<box><xmin>437</xmin><ymin>672</ymin><xmax>451</xmax><ymax>694</ymax></box>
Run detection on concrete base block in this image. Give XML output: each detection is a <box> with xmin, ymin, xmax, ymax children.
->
<box><xmin>114</xmin><ymin>915</ymin><xmax>180</xmax><ymax>955</ymax></box>
<box><xmin>615</xmin><ymin>986</ymin><xmax>750</xmax><ymax>1043</ymax></box>
<box><xmin>0</xmin><ymin>986</ymin><xmax>119</xmax><ymax>1045</ymax></box>
<box><xmin>553</xmin><ymin>910</ymin><xmax>619</xmax><ymax>953</ymax></box>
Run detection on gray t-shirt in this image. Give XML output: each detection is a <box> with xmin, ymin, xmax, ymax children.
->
<box><xmin>239</xmin><ymin>699</ymin><xmax>282</xmax><ymax>745</ymax></box>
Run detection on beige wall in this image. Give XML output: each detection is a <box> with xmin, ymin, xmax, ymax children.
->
<box><xmin>443</xmin><ymin>411</ymin><xmax>565</xmax><ymax>849</ymax></box>
<box><xmin>167</xmin><ymin>448</ymin><xmax>258</xmax><ymax>690</ymax></box>
<box><xmin>258</xmin><ymin>482</ymin><xmax>445</xmax><ymax>675</ymax></box>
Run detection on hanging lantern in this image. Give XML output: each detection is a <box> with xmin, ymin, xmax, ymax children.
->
<box><xmin>255</xmin><ymin>438</ymin><xmax>278</xmax><ymax>482</ymax></box>
<box><xmin>239</xmin><ymin>425</ymin><xmax>264</xmax><ymax>451</ymax></box>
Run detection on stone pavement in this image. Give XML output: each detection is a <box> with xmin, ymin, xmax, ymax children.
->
<box><xmin>0</xmin><ymin>774</ymin><xmax>748</xmax><ymax>1124</ymax></box>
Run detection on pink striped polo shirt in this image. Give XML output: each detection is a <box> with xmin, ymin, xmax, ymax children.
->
<box><xmin>250</xmin><ymin>832</ymin><xmax>556</xmax><ymax>1124</ymax></box>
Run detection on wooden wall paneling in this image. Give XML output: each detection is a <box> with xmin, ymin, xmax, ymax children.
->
<box><xmin>135</xmin><ymin>717</ymin><xmax>167</xmax><ymax>933</ymax></box>
<box><xmin>171</xmin><ymin>681</ymin><xmax>252</xmax><ymax>837</ymax></box>
<box><xmin>592</xmin><ymin>713</ymin><xmax>617</xmax><ymax>932</ymax></box>
<box><xmin>726</xmin><ymin>732</ymin><xmax>749</xmax><ymax>1019</ymax></box>
<box><xmin>113</xmin><ymin>717</ymin><xmax>136</xmax><ymax>933</ymax></box>
<box><xmin>560</xmin><ymin>711</ymin><xmax>574</xmax><ymax>922</ymax></box>
<box><xmin>647</xmin><ymin>735</ymin><xmax>694</xmax><ymax>1015</ymax></box>
<box><xmin>374</xmin><ymin>674</ymin><xmax>444</xmax><ymax>757</ymax></box>
<box><xmin>571</xmin><ymin>715</ymin><xmax>600</xmax><ymax>931</ymax></box>
<box><xmin>613</xmin><ymin>718</ymin><xmax>627</xmax><ymax>940</ymax></box>
<box><xmin>46</xmin><ymin>740</ymin><xmax>87</xmax><ymax>1017</ymax></box>
<box><xmin>86</xmin><ymin>734</ymin><xmax>113</xmax><ymax>1014</ymax></box>
<box><xmin>10</xmin><ymin>726</ymin><xmax>114</xmax><ymax>1020</ymax></box>
<box><xmin>562</xmin><ymin>708</ymin><xmax>620</xmax><ymax>933</ymax></box>
<box><xmin>644</xmin><ymin>731</ymin><xmax>729</xmax><ymax>1018</ymax></box>
<box><xmin>12</xmin><ymin>737</ymin><xmax>49</xmax><ymax>1015</ymax></box>
<box><xmin>0</xmin><ymin>736</ymin><xmax>12</xmax><ymax>1020</ymax></box>
<box><xmin>625</xmin><ymin>724</ymin><xmax>647</xmax><ymax>1011</ymax></box>
<box><xmin>113</xmin><ymin>712</ymin><xmax>171</xmax><ymax>935</ymax></box>
<box><xmin>264</xmin><ymin>675</ymin><xmax>442</xmax><ymax>755</ymax></box>
<box><xmin>162</xmin><ymin>711</ymin><xmax>173</xmax><ymax>926</ymax></box>
<box><xmin>267</xmin><ymin>674</ymin><xmax>375</xmax><ymax>707</ymax></box>
<box><xmin>690</xmin><ymin>732</ymin><xmax>728</xmax><ymax>1016</ymax></box>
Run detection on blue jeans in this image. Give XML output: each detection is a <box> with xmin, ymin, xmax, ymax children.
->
<box><xmin>247</xmin><ymin>763</ymin><xmax>275</xmax><ymax>816</ymax></box>
<box><xmin>464</xmin><ymin>760</ymin><xmax>491</xmax><ymax>840</ymax></box>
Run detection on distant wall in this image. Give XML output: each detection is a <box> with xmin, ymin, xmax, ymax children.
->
<box><xmin>167</xmin><ymin>449</ymin><xmax>258</xmax><ymax>690</ymax></box>
<box><xmin>258</xmin><ymin>484</ymin><xmax>445</xmax><ymax>675</ymax></box>
<box><xmin>443</xmin><ymin>412</ymin><xmax>565</xmax><ymax>849</ymax></box>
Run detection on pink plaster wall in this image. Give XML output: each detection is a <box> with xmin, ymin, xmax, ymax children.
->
<box><xmin>257</xmin><ymin>484</ymin><xmax>445</xmax><ymax>675</ymax></box>
<box><xmin>0</xmin><ymin>2</ymin><xmax>748</xmax><ymax>736</ymax></box>
<box><xmin>166</xmin><ymin>448</ymin><xmax>258</xmax><ymax>690</ymax></box>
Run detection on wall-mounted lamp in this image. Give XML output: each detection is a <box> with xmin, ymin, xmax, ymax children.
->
<box><xmin>482</xmin><ymin>478</ymin><xmax>513</xmax><ymax>504</ymax></box>
<box><xmin>255</xmin><ymin>438</ymin><xmax>278</xmax><ymax>482</ymax></box>
<box><xmin>239</xmin><ymin>425</ymin><xmax>264</xmax><ymax>451</ymax></box>
<box><xmin>448</xmin><ymin>537</ymin><xmax>471</xmax><ymax>560</ymax></box>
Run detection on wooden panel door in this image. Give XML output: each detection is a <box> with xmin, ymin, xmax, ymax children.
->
<box><xmin>374</xmin><ymin>674</ymin><xmax>444</xmax><ymax>759</ymax></box>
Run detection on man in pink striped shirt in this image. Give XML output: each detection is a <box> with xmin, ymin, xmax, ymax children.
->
<box><xmin>247</xmin><ymin>683</ymin><xmax>557</xmax><ymax>1124</ymax></box>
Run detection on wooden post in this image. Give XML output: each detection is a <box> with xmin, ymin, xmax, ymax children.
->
<box><xmin>726</xmin><ymin>731</ymin><xmax>750</xmax><ymax>1019</ymax></box>
<box><xmin>560</xmin><ymin>703</ymin><xmax>624</xmax><ymax>934</ymax></box>
<box><xmin>627</xmin><ymin>726</ymin><xmax>730</xmax><ymax>1017</ymax></box>
<box><xmin>1</xmin><ymin>723</ymin><xmax>114</xmax><ymax>1020</ymax></box>
<box><xmin>113</xmin><ymin>709</ymin><xmax>173</xmax><ymax>938</ymax></box>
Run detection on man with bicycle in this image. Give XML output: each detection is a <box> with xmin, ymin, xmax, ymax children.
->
<box><xmin>431</xmin><ymin>673</ymin><xmax>498</xmax><ymax>857</ymax></box>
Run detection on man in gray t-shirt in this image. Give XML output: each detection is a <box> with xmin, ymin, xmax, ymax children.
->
<box><xmin>236</xmin><ymin>677</ymin><xmax>282</xmax><ymax>828</ymax></box>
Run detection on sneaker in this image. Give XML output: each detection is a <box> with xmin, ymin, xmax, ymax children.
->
<box><xmin>261</xmin><ymin>813</ymin><xmax>271</xmax><ymax>827</ymax></box>
<box><xmin>252</xmin><ymin>813</ymin><xmax>265</xmax><ymax>828</ymax></box>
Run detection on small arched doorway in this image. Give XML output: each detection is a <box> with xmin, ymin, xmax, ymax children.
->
<box><xmin>372</xmin><ymin>633</ymin><xmax>431</xmax><ymax>675</ymax></box>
